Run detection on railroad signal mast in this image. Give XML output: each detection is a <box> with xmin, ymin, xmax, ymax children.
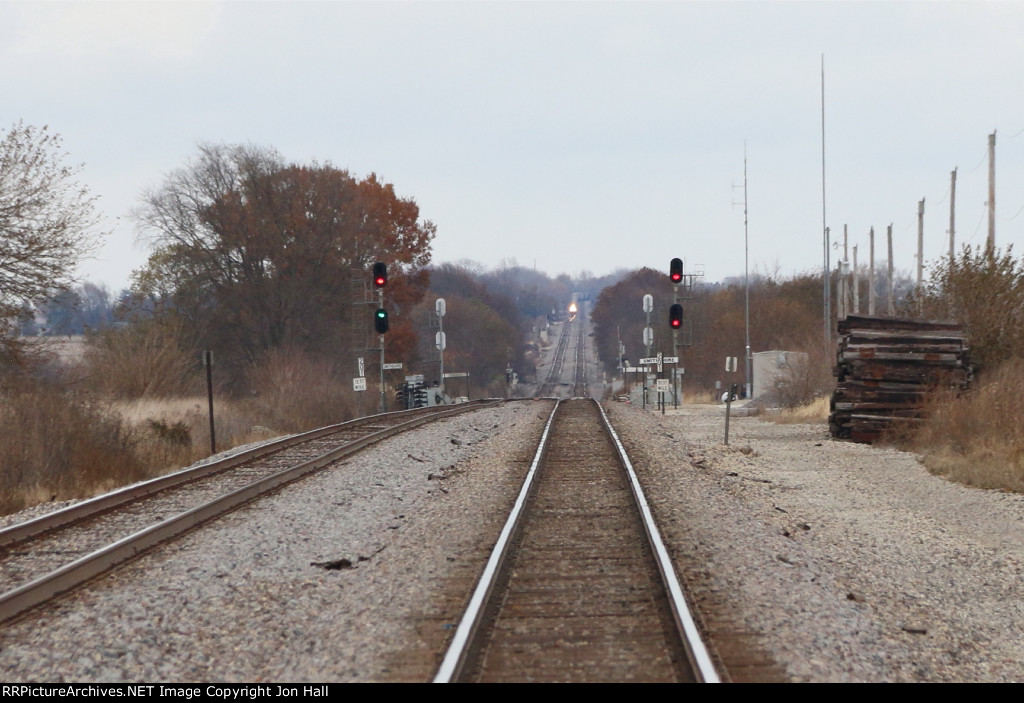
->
<box><xmin>668</xmin><ymin>258</ymin><xmax>701</xmax><ymax>404</ymax></box>
<box><xmin>373</xmin><ymin>262</ymin><xmax>388</xmax><ymax>412</ymax></box>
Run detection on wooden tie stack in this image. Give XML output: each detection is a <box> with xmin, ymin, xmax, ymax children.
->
<box><xmin>829</xmin><ymin>315</ymin><xmax>972</xmax><ymax>443</ymax></box>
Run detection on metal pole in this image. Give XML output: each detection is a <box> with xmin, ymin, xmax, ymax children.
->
<box><xmin>743</xmin><ymin>144</ymin><xmax>752</xmax><ymax>400</ymax></box>
<box><xmin>438</xmin><ymin>315</ymin><xmax>445</xmax><ymax>390</ymax></box>
<box><xmin>204</xmin><ymin>350</ymin><xmax>215</xmax><ymax>455</ymax></box>
<box><xmin>724</xmin><ymin>384</ymin><xmax>737</xmax><ymax>446</ymax></box>
<box><xmin>378</xmin><ymin>288</ymin><xmax>385</xmax><ymax>413</ymax></box>
<box><xmin>988</xmin><ymin>131</ymin><xmax>996</xmax><ymax>260</ymax></box>
<box><xmin>821</xmin><ymin>55</ymin><xmax>830</xmax><ymax>349</ymax></box>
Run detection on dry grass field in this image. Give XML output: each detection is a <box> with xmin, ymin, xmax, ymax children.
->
<box><xmin>0</xmin><ymin>340</ymin><xmax>359</xmax><ymax>516</ymax></box>
<box><xmin>895</xmin><ymin>359</ymin><xmax>1024</xmax><ymax>492</ymax></box>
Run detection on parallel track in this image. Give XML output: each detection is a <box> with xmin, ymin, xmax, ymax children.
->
<box><xmin>434</xmin><ymin>398</ymin><xmax>719</xmax><ymax>683</ymax></box>
<box><xmin>0</xmin><ymin>401</ymin><xmax>498</xmax><ymax>625</ymax></box>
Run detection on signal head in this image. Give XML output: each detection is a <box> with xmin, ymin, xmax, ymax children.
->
<box><xmin>669</xmin><ymin>258</ymin><xmax>683</xmax><ymax>283</ymax></box>
<box><xmin>372</xmin><ymin>262</ymin><xmax>387</xmax><ymax>287</ymax></box>
<box><xmin>374</xmin><ymin>308</ymin><xmax>389</xmax><ymax>334</ymax></box>
<box><xmin>669</xmin><ymin>303</ymin><xmax>683</xmax><ymax>329</ymax></box>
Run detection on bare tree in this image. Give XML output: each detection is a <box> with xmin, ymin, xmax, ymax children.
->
<box><xmin>0</xmin><ymin>122</ymin><xmax>103</xmax><ymax>361</ymax></box>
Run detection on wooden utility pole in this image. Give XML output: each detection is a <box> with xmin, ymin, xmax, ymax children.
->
<box><xmin>949</xmin><ymin>167</ymin><xmax>957</xmax><ymax>262</ymax></box>
<box><xmin>917</xmin><ymin>199</ymin><xmax>925</xmax><ymax>288</ymax></box>
<box><xmin>987</xmin><ymin>131</ymin><xmax>996</xmax><ymax>259</ymax></box>
<box><xmin>853</xmin><ymin>244</ymin><xmax>860</xmax><ymax>314</ymax></box>
<box><xmin>843</xmin><ymin>224</ymin><xmax>851</xmax><ymax>316</ymax></box>
<box><xmin>887</xmin><ymin>224</ymin><xmax>895</xmax><ymax>316</ymax></box>
<box><xmin>868</xmin><ymin>227</ymin><xmax>876</xmax><ymax>315</ymax></box>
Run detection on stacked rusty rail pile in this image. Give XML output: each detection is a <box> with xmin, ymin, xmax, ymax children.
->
<box><xmin>829</xmin><ymin>315</ymin><xmax>971</xmax><ymax>443</ymax></box>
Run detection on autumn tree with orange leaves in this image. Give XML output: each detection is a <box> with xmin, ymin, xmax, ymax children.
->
<box><xmin>131</xmin><ymin>143</ymin><xmax>435</xmax><ymax>386</ymax></box>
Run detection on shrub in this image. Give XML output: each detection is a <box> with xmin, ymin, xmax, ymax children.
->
<box><xmin>82</xmin><ymin>321</ymin><xmax>199</xmax><ymax>398</ymax></box>
<box><xmin>912</xmin><ymin>245</ymin><xmax>1024</xmax><ymax>373</ymax></box>
<box><xmin>242</xmin><ymin>347</ymin><xmax>355</xmax><ymax>433</ymax></box>
<box><xmin>0</xmin><ymin>374</ymin><xmax>146</xmax><ymax>514</ymax></box>
<box><xmin>897</xmin><ymin>359</ymin><xmax>1024</xmax><ymax>491</ymax></box>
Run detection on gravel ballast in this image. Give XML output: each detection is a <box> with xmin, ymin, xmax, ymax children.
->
<box><xmin>3</xmin><ymin>398</ymin><xmax>1023</xmax><ymax>682</ymax></box>
<box><xmin>607</xmin><ymin>401</ymin><xmax>1024</xmax><ymax>683</ymax></box>
<box><xmin>0</xmin><ymin>402</ymin><xmax>552</xmax><ymax>682</ymax></box>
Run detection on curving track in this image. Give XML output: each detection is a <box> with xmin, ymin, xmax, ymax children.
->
<box><xmin>434</xmin><ymin>398</ymin><xmax>719</xmax><ymax>683</ymax></box>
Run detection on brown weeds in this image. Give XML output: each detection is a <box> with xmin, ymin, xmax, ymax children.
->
<box><xmin>901</xmin><ymin>359</ymin><xmax>1024</xmax><ymax>491</ymax></box>
<box><xmin>0</xmin><ymin>375</ymin><xmax>147</xmax><ymax>515</ymax></box>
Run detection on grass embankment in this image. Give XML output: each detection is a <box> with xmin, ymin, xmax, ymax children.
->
<box><xmin>897</xmin><ymin>360</ymin><xmax>1024</xmax><ymax>492</ymax></box>
<box><xmin>0</xmin><ymin>349</ymin><xmax>358</xmax><ymax>516</ymax></box>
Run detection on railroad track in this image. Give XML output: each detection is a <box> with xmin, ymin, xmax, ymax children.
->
<box><xmin>537</xmin><ymin>318</ymin><xmax>573</xmax><ymax>397</ymax></box>
<box><xmin>537</xmin><ymin>302</ymin><xmax>590</xmax><ymax>398</ymax></box>
<box><xmin>434</xmin><ymin>398</ymin><xmax>719</xmax><ymax>683</ymax></box>
<box><xmin>0</xmin><ymin>400</ymin><xmax>498</xmax><ymax>626</ymax></box>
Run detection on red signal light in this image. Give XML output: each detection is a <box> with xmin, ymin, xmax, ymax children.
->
<box><xmin>669</xmin><ymin>303</ymin><xmax>683</xmax><ymax>329</ymax></box>
<box><xmin>670</xmin><ymin>258</ymin><xmax>683</xmax><ymax>283</ymax></box>
<box><xmin>372</xmin><ymin>262</ymin><xmax>387</xmax><ymax>288</ymax></box>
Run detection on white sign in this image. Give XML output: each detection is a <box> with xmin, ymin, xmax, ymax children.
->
<box><xmin>352</xmin><ymin>377</ymin><xmax>367</xmax><ymax>391</ymax></box>
<box><xmin>357</xmin><ymin>357</ymin><xmax>364</xmax><ymax>377</ymax></box>
<box><xmin>639</xmin><ymin>357</ymin><xmax>660</xmax><ymax>365</ymax></box>
<box><xmin>725</xmin><ymin>356</ymin><xmax>738</xmax><ymax>372</ymax></box>
<box><xmin>663</xmin><ymin>356</ymin><xmax>679</xmax><ymax>363</ymax></box>
<box><xmin>383</xmin><ymin>362</ymin><xmax>403</xmax><ymax>370</ymax></box>
<box><xmin>656</xmin><ymin>379</ymin><xmax>671</xmax><ymax>392</ymax></box>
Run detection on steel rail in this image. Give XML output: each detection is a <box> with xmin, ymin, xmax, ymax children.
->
<box><xmin>573</xmin><ymin>305</ymin><xmax>587</xmax><ymax>396</ymax></box>
<box><xmin>434</xmin><ymin>398</ymin><xmax>721</xmax><ymax>683</ymax></box>
<box><xmin>538</xmin><ymin>319</ymin><xmax>572</xmax><ymax>397</ymax></box>
<box><xmin>433</xmin><ymin>400</ymin><xmax>560</xmax><ymax>683</ymax></box>
<box><xmin>0</xmin><ymin>400</ymin><xmax>499</xmax><ymax>626</ymax></box>
<box><xmin>596</xmin><ymin>402</ymin><xmax>721</xmax><ymax>683</ymax></box>
<box><xmin>0</xmin><ymin>402</ymin><xmax>489</xmax><ymax>549</ymax></box>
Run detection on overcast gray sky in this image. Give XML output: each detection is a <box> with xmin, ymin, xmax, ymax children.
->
<box><xmin>3</xmin><ymin>0</ymin><xmax>1024</xmax><ymax>291</ymax></box>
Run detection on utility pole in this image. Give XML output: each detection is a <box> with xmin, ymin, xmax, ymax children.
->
<box><xmin>843</xmin><ymin>224</ymin><xmax>852</xmax><ymax>317</ymax></box>
<box><xmin>821</xmin><ymin>55</ymin><xmax>830</xmax><ymax>350</ymax></box>
<box><xmin>988</xmin><ymin>131</ymin><xmax>996</xmax><ymax>260</ymax></box>
<box><xmin>868</xmin><ymin>226</ymin><xmax>876</xmax><ymax>315</ymax></box>
<box><xmin>743</xmin><ymin>145</ymin><xmax>751</xmax><ymax>400</ymax></box>
<box><xmin>887</xmin><ymin>224</ymin><xmax>895</xmax><ymax>316</ymax></box>
<box><xmin>853</xmin><ymin>244</ymin><xmax>859</xmax><ymax>314</ymax></box>
<box><xmin>949</xmin><ymin>167</ymin><xmax>957</xmax><ymax>262</ymax></box>
<box><xmin>917</xmin><ymin>199</ymin><xmax>925</xmax><ymax>289</ymax></box>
